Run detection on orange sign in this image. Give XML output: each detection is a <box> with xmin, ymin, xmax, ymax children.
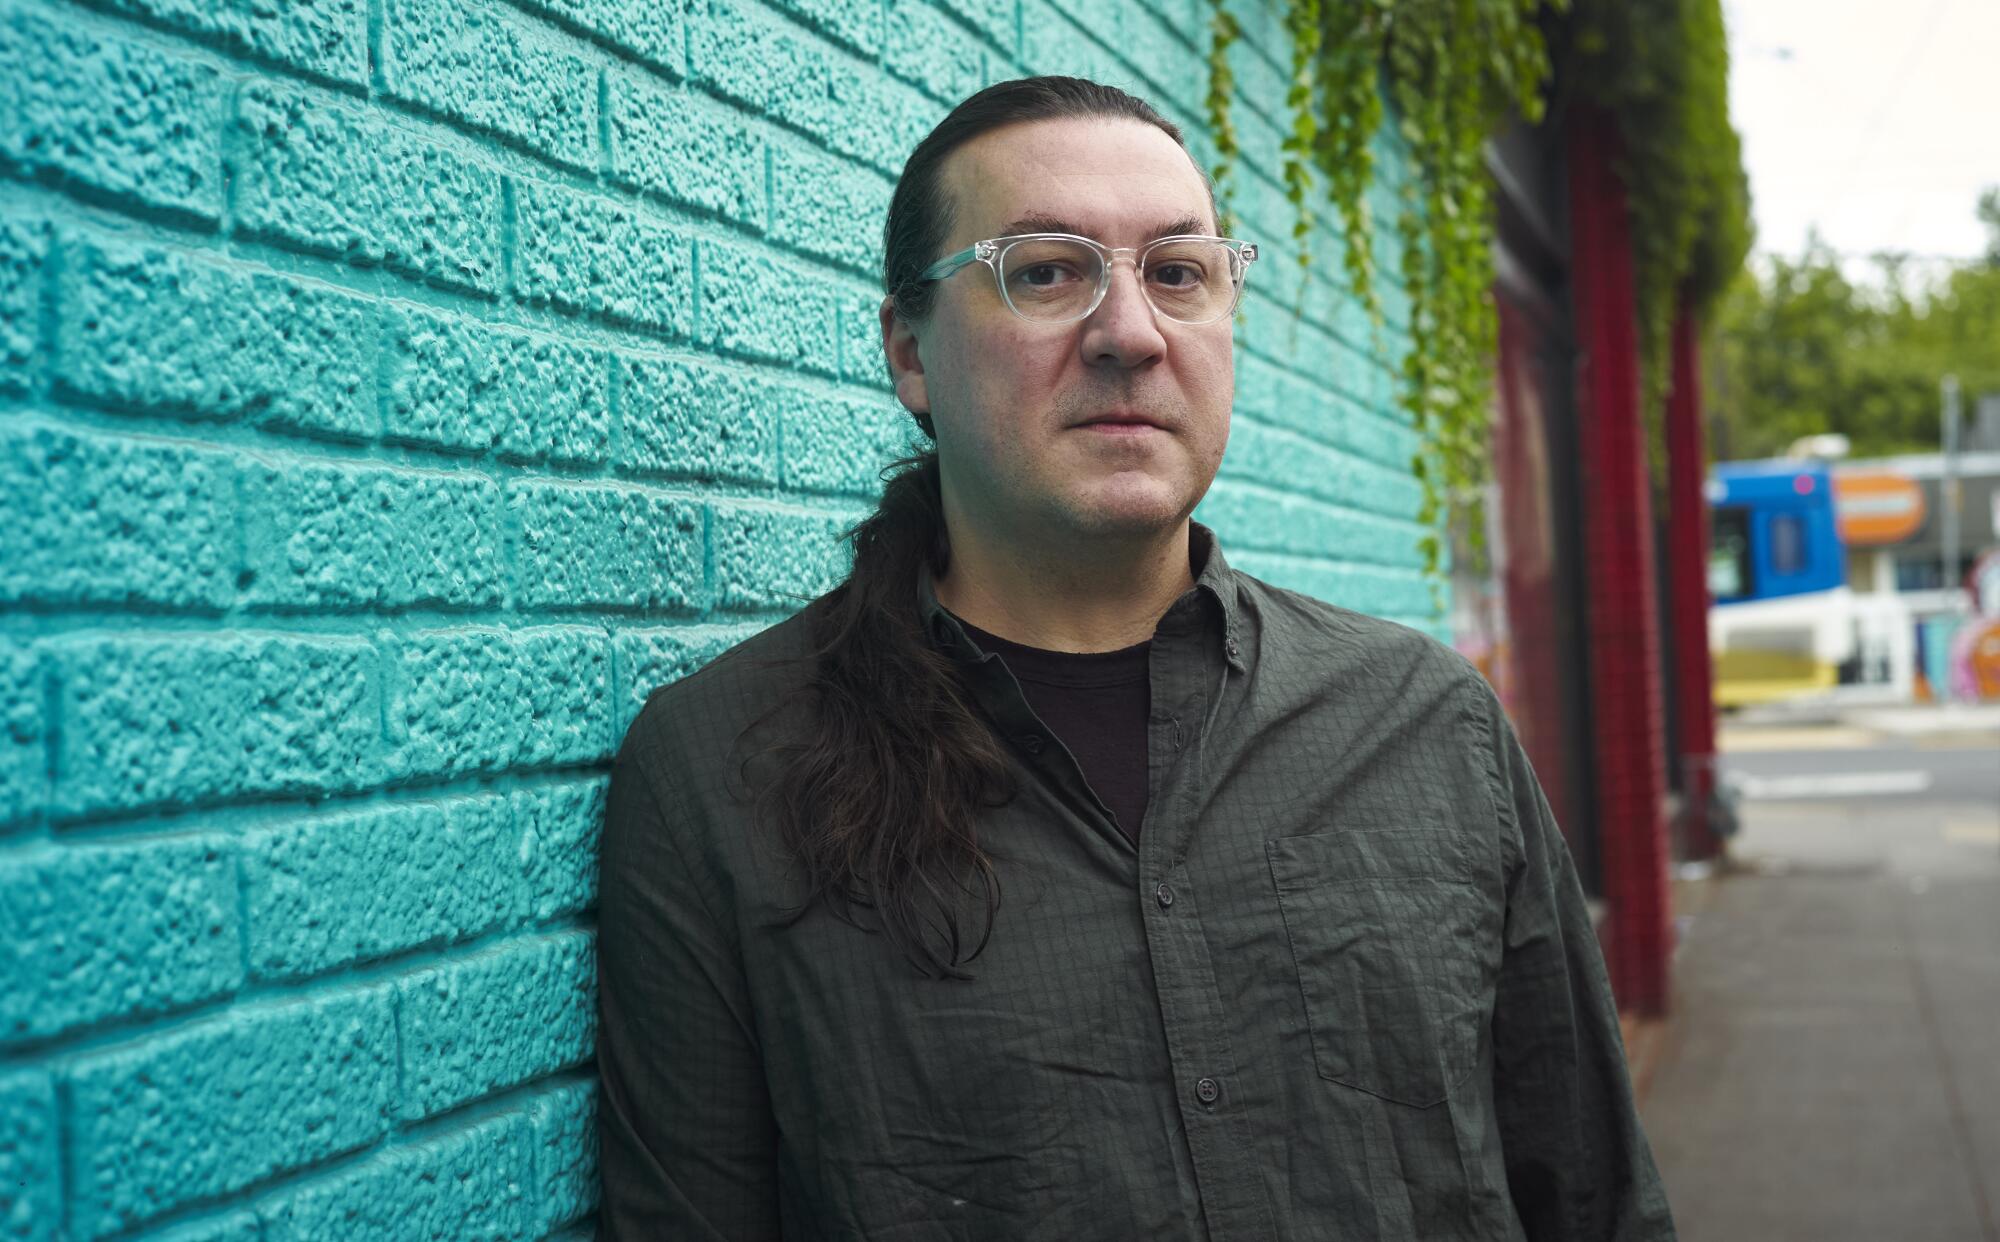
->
<box><xmin>1833</xmin><ymin>472</ymin><xmax>1927</xmax><ymax>545</ymax></box>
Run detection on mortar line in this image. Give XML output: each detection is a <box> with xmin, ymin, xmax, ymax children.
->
<box><xmin>36</xmin><ymin>210</ymin><xmax>61</xmax><ymax>406</ymax></box>
<box><xmin>366</xmin><ymin>0</ymin><xmax>386</xmax><ymax>96</ymax></box>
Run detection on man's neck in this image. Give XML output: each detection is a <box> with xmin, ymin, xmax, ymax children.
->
<box><xmin>935</xmin><ymin>514</ymin><xmax>1195</xmax><ymax>654</ymax></box>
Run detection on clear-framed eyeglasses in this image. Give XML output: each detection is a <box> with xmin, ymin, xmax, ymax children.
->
<box><xmin>917</xmin><ymin>232</ymin><xmax>1259</xmax><ymax>326</ymax></box>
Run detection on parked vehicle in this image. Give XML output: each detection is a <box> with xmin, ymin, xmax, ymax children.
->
<box><xmin>1706</xmin><ymin>459</ymin><xmax>1914</xmax><ymax>706</ymax></box>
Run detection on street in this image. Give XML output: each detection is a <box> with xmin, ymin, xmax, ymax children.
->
<box><xmin>1642</xmin><ymin>722</ymin><xmax>2000</xmax><ymax>1241</ymax></box>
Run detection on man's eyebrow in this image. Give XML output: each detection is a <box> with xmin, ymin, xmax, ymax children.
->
<box><xmin>994</xmin><ymin>213</ymin><xmax>1210</xmax><ymax>240</ymax></box>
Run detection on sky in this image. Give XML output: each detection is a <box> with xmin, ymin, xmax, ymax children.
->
<box><xmin>1722</xmin><ymin>0</ymin><xmax>2000</xmax><ymax>276</ymax></box>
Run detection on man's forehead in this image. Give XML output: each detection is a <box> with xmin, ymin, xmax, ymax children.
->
<box><xmin>939</xmin><ymin>116</ymin><xmax>1216</xmax><ymax>245</ymax></box>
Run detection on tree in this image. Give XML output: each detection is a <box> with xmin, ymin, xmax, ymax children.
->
<box><xmin>1708</xmin><ymin>195</ymin><xmax>2000</xmax><ymax>461</ymax></box>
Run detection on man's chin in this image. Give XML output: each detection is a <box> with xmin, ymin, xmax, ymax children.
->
<box><xmin>1057</xmin><ymin>487</ymin><xmax>1200</xmax><ymax>541</ymax></box>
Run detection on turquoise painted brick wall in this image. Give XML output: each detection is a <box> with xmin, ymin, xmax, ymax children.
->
<box><xmin>0</xmin><ymin>0</ymin><xmax>1432</xmax><ymax>1236</ymax></box>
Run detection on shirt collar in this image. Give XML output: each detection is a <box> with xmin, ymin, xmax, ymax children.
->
<box><xmin>918</xmin><ymin>521</ymin><xmax>1246</xmax><ymax>673</ymax></box>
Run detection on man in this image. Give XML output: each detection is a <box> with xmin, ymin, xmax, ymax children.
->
<box><xmin>597</xmin><ymin>75</ymin><xmax>1675</xmax><ymax>1240</ymax></box>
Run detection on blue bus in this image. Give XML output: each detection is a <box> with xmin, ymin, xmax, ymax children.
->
<box><xmin>1705</xmin><ymin>459</ymin><xmax>1845</xmax><ymax>604</ymax></box>
<box><xmin>1704</xmin><ymin>459</ymin><xmax>1859</xmax><ymax>706</ymax></box>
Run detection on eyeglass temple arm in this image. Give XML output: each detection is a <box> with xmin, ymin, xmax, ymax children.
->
<box><xmin>918</xmin><ymin>241</ymin><xmax>997</xmax><ymax>283</ymax></box>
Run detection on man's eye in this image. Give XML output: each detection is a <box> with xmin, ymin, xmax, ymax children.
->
<box><xmin>1020</xmin><ymin>263</ymin><xmax>1079</xmax><ymax>286</ymax></box>
<box><xmin>1151</xmin><ymin>263</ymin><xmax>1203</xmax><ymax>287</ymax></box>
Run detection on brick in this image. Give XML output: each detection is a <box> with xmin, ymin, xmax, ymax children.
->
<box><xmin>1344</xmin><ymin>454</ymin><xmax>1425</xmax><ymax>522</ymax></box>
<box><xmin>1017</xmin><ymin>1</ymin><xmax>1124</xmax><ymax>84</ymax></box>
<box><xmin>768</xmin><ymin>0</ymin><xmax>881</xmax><ymax>56</ymax></box>
<box><xmin>232</xmin><ymin>80</ymin><xmax>505</xmax><ymax>297</ymax></box>
<box><xmin>53</xmin><ymin>633</ymin><xmax>378</xmax><ymax>818</ymax></box>
<box><xmin>385</xmin><ymin>626</ymin><xmax>609</xmax><ymax>779</ymax></box>
<box><xmin>1230</xmin><ymin>354</ymin><xmax>1281</xmax><ymax>424</ymax></box>
<box><xmin>767</xmin><ymin>143</ymin><xmax>889</xmax><ymax>273</ymax></box>
<box><xmin>1287</xmin><ymin>262</ymin><xmax>1370</xmax><ymax>350</ymax></box>
<box><xmin>95</xmin><ymin>0</ymin><xmax>366</xmax><ymax>85</ymax></box>
<box><xmin>933</xmin><ymin>0</ymin><xmax>1016</xmax><ymax>53</ymax></box>
<box><xmin>783</xmin><ymin>390</ymin><xmax>913</xmax><ymax>495</ymax></box>
<box><xmin>148</xmin><ymin>1211</ymin><xmax>261</xmax><ymax>1242</ymax></box>
<box><xmin>0</xmin><ymin>216</ymin><xmax>44</xmax><ymax>391</ymax></box>
<box><xmin>516</xmin><ymin>779</ymin><xmax>607</xmax><ymax>921</ymax></box>
<box><xmin>380</xmin><ymin>0</ymin><xmax>596</xmax><ymax>172</ymax></box>
<box><xmin>239</xmin><ymin>778</ymin><xmax>604</xmax><ymax>980</ymax></box>
<box><xmin>527</xmin><ymin>1079</ymin><xmax>598</xmax><ymax>1235</ymax></box>
<box><xmin>396</xmin><ymin>932</ymin><xmax>595</xmax><ymax>1119</ymax></box>
<box><xmin>514</xmin><ymin>0</ymin><xmax>683</xmax><ymax>77</ymax></box>
<box><xmin>382</xmin><ymin>304</ymin><xmax>611</xmax><ymax>463</ymax></box>
<box><xmin>614</xmin><ymin>355</ymin><xmax>781</xmax><ymax>484</ymax></box>
<box><xmin>241</xmin><ymin>457</ymin><xmax>504</xmax><ymax>609</ymax></box>
<box><xmin>710</xmin><ymin>502</ymin><xmax>852</xmax><ymax>612</ymax></box>
<box><xmin>0</xmin><ymin>641</ymin><xmax>45</xmax><ymax>829</ymax></box>
<box><xmin>1136</xmin><ymin>0</ymin><xmax>1199</xmax><ymax>36</ymax></box>
<box><xmin>1219</xmin><ymin>415</ymin><xmax>1348</xmax><ymax>501</ymax></box>
<box><xmin>0</xmin><ymin>1069</ymin><xmax>59</xmax><ymax>1241</ymax></box>
<box><xmin>66</xmin><ymin>987</ymin><xmax>397</xmax><ymax>1238</ymax></box>
<box><xmin>513</xmin><ymin>179</ymin><xmax>692</xmax><ymax>338</ymax></box>
<box><xmin>509</xmin><ymin>480</ymin><xmax>703</xmax><ymax>611</ymax></box>
<box><xmin>1</xmin><ymin>836</ymin><xmax>239</xmax><ymax>1046</ymax></box>
<box><xmin>697</xmin><ymin>238</ymin><xmax>839</xmax><ymax>375</ymax></box>
<box><xmin>608</xmin><ymin>73</ymin><xmax>763</xmax><ymax>230</ymax></box>
<box><xmin>883</xmin><ymin>2</ymin><xmax>985</xmax><ymax>104</ymax></box>
<box><xmin>1214</xmin><ymin>2</ymin><xmax>1288</xmax><ymax>111</ymax></box>
<box><xmin>689</xmin><ymin>1</ymin><xmax>942</xmax><ymax>176</ymax></box>
<box><xmin>55</xmin><ymin>231</ymin><xmax>374</xmax><ymax>438</ymax></box>
<box><xmin>1335</xmin><ymin>400</ymin><xmax>1421</xmax><ymax>473</ymax></box>
<box><xmin>1196</xmin><ymin>480</ymin><xmax>1422</xmax><ymax>568</ymax></box>
<box><xmin>0</xmin><ymin>5</ymin><xmax>224</xmax><ymax>222</ymax></box>
<box><xmin>1252</xmin><ymin>365</ymin><xmax>1341</xmax><ymax>446</ymax></box>
<box><xmin>613</xmin><ymin>623</ymin><xmax>761</xmax><ymax>735</ymax></box>
<box><xmin>1238</xmin><ymin>289</ymin><xmax>1330</xmax><ymax>377</ymax></box>
<box><xmin>243</xmin><ymin>796</ymin><xmax>517</xmax><ymax>979</ymax></box>
<box><xmin>1228</xmin><ymin>550</ymin><xmax>1432</xmax><ymax>617</ymax></box>
<box><xmin>836</xmin><ymin>287</ymin><xmax>892</xmax><ymax>391</ymax></box>
<box><xmin>0</xmin><ymin>421</ymin><xmax>234</xmax><ymax>610</ymax></box>
<box><xmin>1228</xmin><ymin>100</ymin><xmax>1288</xmax><ymax>184</ymax></box>
<box><xmin>261</xmin><ymin>1108</ymin><xmax>531</xmax><ymax>1241</ymax></box>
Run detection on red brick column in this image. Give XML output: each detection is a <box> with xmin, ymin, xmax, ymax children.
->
<box><xmin>1565</xmin><ymin>109</ymin><xmax>1674</xmax><ymax>1015</ymax></box>
<box><xmin>1667</xmin><ymin>304</ymin><xmax>1723</xmax><ymax>861</ymax></box>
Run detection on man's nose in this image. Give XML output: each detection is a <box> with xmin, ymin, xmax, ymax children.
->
<box><xmin>1080</xmin><ymin>256</ymin><xmax>1167</xmax><ymax>368</ymax></box>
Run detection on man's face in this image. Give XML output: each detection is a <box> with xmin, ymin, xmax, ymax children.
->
<box><xmin>884</xmin><ymin>116</ymin><xmax>1235</xmax><ymax>547</ymax></box>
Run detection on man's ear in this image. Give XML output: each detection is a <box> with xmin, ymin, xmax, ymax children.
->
<box><xmin>879</xmin><ymin>296</ymin><xmax>930</xmax><ymax>417</ymax></box>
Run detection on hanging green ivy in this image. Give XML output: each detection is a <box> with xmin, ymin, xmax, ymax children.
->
<box><xmin>1204</xmin><ymin>0</ymin><xmax>1243</xmax><ymax>237</ymax></box>
<box><xmin>1205</xmin><ymin>0</ymin><xmax>1750</xmax><ymax>592</ymax></box>
<box><xmin>1562</xmin><ymin>0</ymin><xmax>1754</xmax><ymax>475</ymax></box>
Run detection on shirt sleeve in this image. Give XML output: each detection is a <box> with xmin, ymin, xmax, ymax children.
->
<box><xmin>1478</xmin><ymin>686</ymin><xmax>1679</xmax><ymax>1241</ymax></box>
<box><xmin>595</xmin><ymin>705</ymin><xmax>782</xmax><ymax>1241</ymax></box>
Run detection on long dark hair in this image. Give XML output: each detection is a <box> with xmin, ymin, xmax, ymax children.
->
<box><xmin>752</xmin><ymin>78</ymin><xmax>1199</xmax><ymax>979</ymax></box>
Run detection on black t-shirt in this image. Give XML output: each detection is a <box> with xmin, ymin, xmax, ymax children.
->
<box><xmin>951</xmin><ymin>614</ymin><xmax>1151</xmax><ymax>842</ymax></box>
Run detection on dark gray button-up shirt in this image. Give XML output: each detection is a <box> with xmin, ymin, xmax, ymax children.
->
<box><xmin>597</xmin><ymin>524</ymin><xmax>1676</xmax><ymax>1240</ymax></box>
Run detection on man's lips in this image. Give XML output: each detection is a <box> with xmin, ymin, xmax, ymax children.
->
<box><xmin>1073</xmin><ymin>412</ymin><xmax>1168</xmax><ymax>431</ymax></box>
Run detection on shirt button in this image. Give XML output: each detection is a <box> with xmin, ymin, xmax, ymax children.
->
<box><xmin>1016</xmin><ymin>733</ymin><xmax>1044</xmax><ymax>754</ymax></box>
<box><xmin>1155</xmin><ymin>882</ymin><xmax>1175</xmax><ymax>909</ymax></box>
<box><xmin>1195</xmin><ymin>1077</ymin><xmax>1220</xmax><ymax>1105</ymax></box>
<box><xmin>1225</xmin><ymin>637</ymin><xmax>1240</xmax><ymax>659</ymax></box>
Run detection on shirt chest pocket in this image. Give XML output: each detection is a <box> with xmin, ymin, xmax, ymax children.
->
<box><xmin>1266</xmin><ymin>829</ymin><xmax>1495</xmax><ymax>1109</ymax></box>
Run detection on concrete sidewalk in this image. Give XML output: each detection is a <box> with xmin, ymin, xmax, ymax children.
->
<box><xmin>1639</xmin><ymin>800</ymin><xmax>2000</xmax><ymax>1241</ymax></box>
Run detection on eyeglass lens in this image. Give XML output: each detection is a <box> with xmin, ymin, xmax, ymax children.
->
<box><xmin>999</xmin><ymin>238</ymin><xmax>1242</xmax><ymax>323</ymax></box>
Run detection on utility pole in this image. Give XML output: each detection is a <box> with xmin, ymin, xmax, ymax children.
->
<box><xmin>1941</xmin><ymin>375</ymin><xmax>1962</xmax><ymax>611</ymax></box>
